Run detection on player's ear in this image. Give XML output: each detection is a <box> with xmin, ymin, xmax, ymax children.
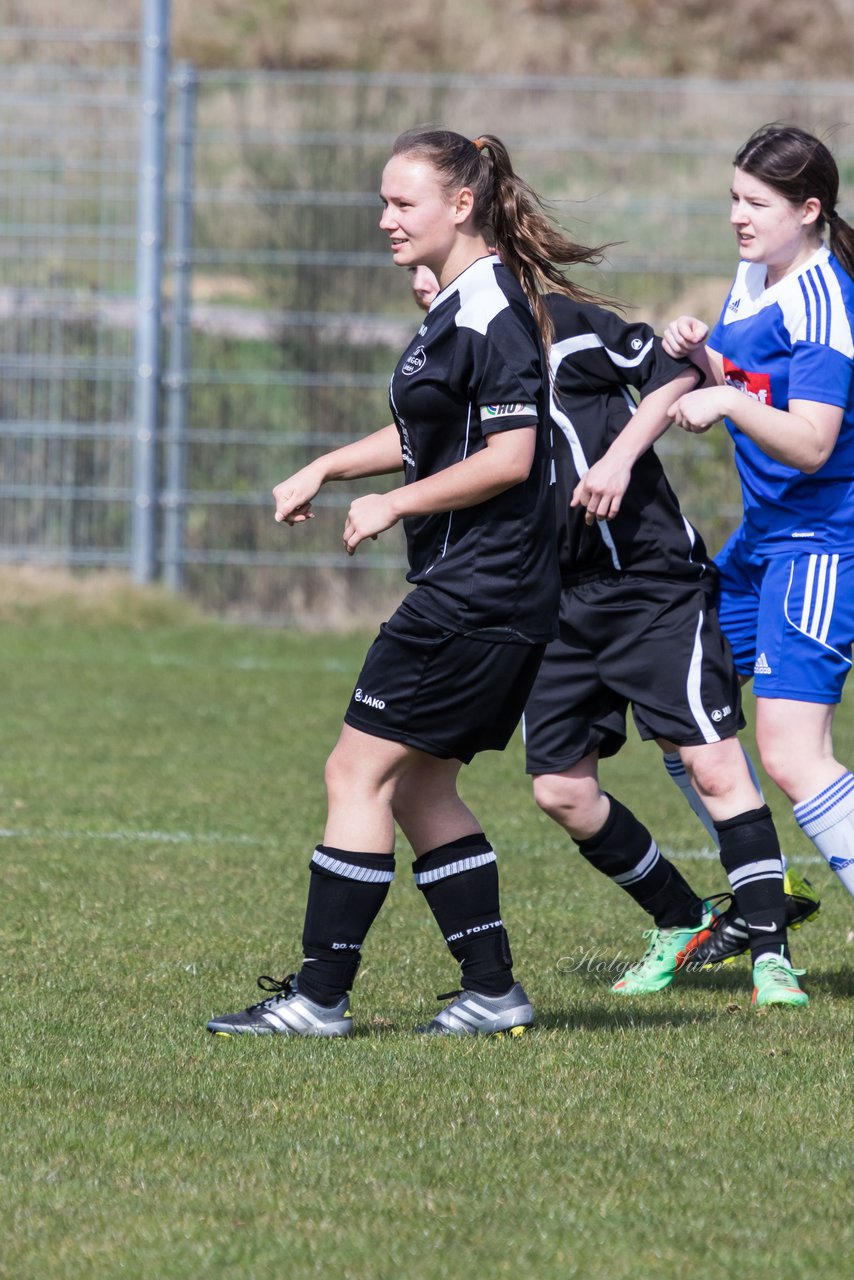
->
<box><xmin>802</xmin><ymin>196</ymin><xmax>822</xmax><ymax>228</ymax></box>
<box><xmin>453</xmin><ymin>186</ymin><xmax>475</xmax><ymax>224</ymax></box>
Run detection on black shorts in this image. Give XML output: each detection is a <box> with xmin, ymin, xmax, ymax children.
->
<box><xmin>523</xmin><ymin>574</ymin><xmax>745</xmax><ymax>775</ymax></box>
<box><xmin>344</xmin><ymin>600</ymin><xmax>545</xmax><ymax>765</ymax></box>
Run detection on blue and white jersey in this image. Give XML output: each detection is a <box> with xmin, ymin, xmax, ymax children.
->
<box><xmin>708</xmin><ymin>245</ymin><xmax>854</xmax><ymax>552</ymax></box>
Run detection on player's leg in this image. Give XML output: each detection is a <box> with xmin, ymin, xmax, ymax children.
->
<box><xmin>524</xmin><ymin>586</ymin><xmax>721</xmax><ymax>994</ymax></box>
<box><xmin>752</xmin><ymin>547</ymin><xmax>854</xmax><ymax>904</ymax></box>
<box><xmin>392</xmin><ymin>754</ymin><xmax>521</xmax><ymax>1005</ymax></box>
<box><xmin>661</xmin><ymin>746</ymin><xmax>720</xmax><ymax>843</ymax></box>
<box><xmin>758</xmin><ymin>698</ymin><xmax>854</xmax><ymax>900</ymax></box>
<box><xmin>533</xmin><ymin>757</ymin><xmax>721</xmax><ymax>995</ymax></box>
<box><xmin>662</xmin><ymin>739</ymin><xmax>778</xmax><ymax>849</ymax></box>
<box><xmin>625</xmin><ymin>576</ymin><xmax>805</xmax><ymax>1005</ymax></box>
<box><xmin>661</xmin><ymin>530</ymin><xmax>757</xmax><ymax>845</ymax></box>
<box><xmin>207</xmin><ymin>603</ymin><xmax>458</xmax><ymax>1038</ymax></box>
<box><xmin>661</xmin><ymin>737</ymin><xmax>821</xmax><ymax>942</ymax></box>
<box><xmin>208</xmin><ymin>724</ymin><xmax>417</xmax><ymax>1037</ymax></box>
<box><xmin>532</xmin><ymin>756</ymin><xmax>704</xmax><ymax>929</ymax></box>
<box><xmin>678</xmin><ymin>735</ymin><xmax>806</xmax><ymax>1005</ymax></box>
<box><xmin>395</xmin><ymin>635</ymin><xmax>545</xmax><ymax>1036</ymax></box>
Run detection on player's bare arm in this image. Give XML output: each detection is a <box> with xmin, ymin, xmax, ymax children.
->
<box><xmin>273</xmin><ymin>424</ymin><xmax>404</xmax><ymax>525</ymax></box>
<box><xmin>572</xmin><ymin>370</ymin><xmax>699</xmax><ymax>523</ymax></box>
<box><xmin>342</xmin><ymin>425</ymin><xmax>535</xmax><ymax>555</ymax></box>
<box><xmin>662</xmin><ymin>316</ymin><xmax>724</xmax><ymax>386</ymax></box>
<box><xmin>669</xmin><ymin>387</ymin><xmax>843</xmax><ymax>472</ymax></box>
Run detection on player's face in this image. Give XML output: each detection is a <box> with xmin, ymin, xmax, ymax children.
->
<box><xmin>729</xmin><ymin>167</ymin><xmax>821</xmax><ymax>285</ymax></box>
<box><xmin>380</xmin><ymin>155</ymin><xmax>460</xmax><ymax>275</ymax></box>
<box><xmin>408</xmin><ymin>265</ymin><xmax>440</xmax><ymax>311</ymax></box>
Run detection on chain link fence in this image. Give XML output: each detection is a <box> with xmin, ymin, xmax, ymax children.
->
<box><xmin>3</xmin><ymin>10</ymin><xmax>854</xmax><ymax>621</ymax></box>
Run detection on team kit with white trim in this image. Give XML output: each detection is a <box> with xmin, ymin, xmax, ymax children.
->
<box><xmin>344</xmin><ymin>254</ymin><xmax>559</xmax><ymax>763</ymax></box>
<box><xmin>523</xmin><ymin>295</ymin><xmax>745</xmax><ymax>777</ymax></box>
<box><xmin>708</xmin><ymin>244</ymin><xmax>854</xmax><ymax>704</ymax></box>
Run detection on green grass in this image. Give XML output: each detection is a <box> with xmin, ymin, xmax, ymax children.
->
<box><xmin>2</xmin><ymin>605</ymin><xmax>853</xmax><ymax>1279</ymax></box>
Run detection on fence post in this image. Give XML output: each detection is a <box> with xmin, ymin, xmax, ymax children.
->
<box><xmin>163</xmin><ymin>60</ymin><xmax>197</xmax><ymax>593</ymax></box>
<box><xmin>132</xmin><ymin>0</ymin><xmax>170</xmax><ymax>584</ymax></box>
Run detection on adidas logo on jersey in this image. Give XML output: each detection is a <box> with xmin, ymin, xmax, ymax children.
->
<box><xmin>728</xmin><ymin>297</ymin><xmax>741</xmax><ymax>312</ymax></box>
<box><xmin>754</xmin><ymin>652</ymin><xmax>772</xmax><ymax>675</ymax></box>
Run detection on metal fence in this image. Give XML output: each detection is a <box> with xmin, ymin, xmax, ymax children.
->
<box><xmin>3</xmin><ymin>7</ymin><xmax>854</xmax><ymax>621</ymax></box>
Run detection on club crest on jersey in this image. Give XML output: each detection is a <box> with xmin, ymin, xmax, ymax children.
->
<box><xmin>401</xmin><ymin>346</ymin><xmax>426</xmax><ymax>376</ymax></box>
<box><xmin>480</xmin><ymin>403</ymin><xmax>535</xmax><ymax>420</ymax></box>
<box><xmin>723</xmin><ymin>359</ymin><xmax>772</xmax><ymax>406</ymax></box>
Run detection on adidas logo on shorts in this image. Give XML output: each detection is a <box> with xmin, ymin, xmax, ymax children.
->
<box><xmin>754</xmin><ymin>651</ymin><xmax>772</xmax><ymax>675</ymax></box>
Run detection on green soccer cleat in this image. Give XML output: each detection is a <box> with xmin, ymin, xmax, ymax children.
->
<box><xmin>752</xmin><ymin>951</ymin><xmax>809</xmax><ymax>1009</ymax></box>
<box><xmin>611</xmin><ymin>897</ymin><xmax>724</xmax><ymax>995</ymax></box>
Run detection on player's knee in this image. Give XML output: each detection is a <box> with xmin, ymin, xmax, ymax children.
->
<box><xmin>681</xmin><ymin>740</ymin><xmax>754</xmax><ymax>806</ymax></box>
<box><xmin>753</xmin><ymin>737</ymin><xmax>798</xmax><ymax>798</ymax></box>
<box><xmin>324</xmin><ymin>741</ymin><xmax>367</xmax><ymax>803</ymax></box>
<box><xmin>532</xmin><ymin>774</ymin><xmax>594</xmax><ymax>830</ymax></box>
<box><xmin>684</xmin><ymin>757</ymin><xmax>729</xmax><ymax>802</ymax></box>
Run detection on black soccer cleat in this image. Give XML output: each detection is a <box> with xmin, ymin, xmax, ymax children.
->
<box><xmin>690</xmin><ymin>870</ymin><xmax>821</xmax><ymax>969</ymax></box>
<box><xmin>207</xmin><ymin>973</ymin><xmax>353</xmax><ymax>1037</ymax></box>
<box><xmin>415</xmin><ymin>982</ymin><xmax>533</xmax><ymax>1036</ymax></box>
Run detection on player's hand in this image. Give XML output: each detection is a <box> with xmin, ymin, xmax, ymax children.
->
<box><xmin>668</xmin><ymin>386</ymin><xmax>733</xmax><ymax>434</ymax></box>
<box><xmin>661</xmin><ymin>315</ymin><xmax>709</xmax><ymax>359</ymax></box>
<box><xmin>273</xmin><ymin>465</ymin><xmax>323</xmax><ymax>525</ymax></box>
<box><xmin>571</xmin><ymin>458</ymin><xmax>631</xmax><ymax>523</ymax></box>
<box><xmin>342</xmin><ymin>493</ymin><xmax>399</xmax><ymax>555</ymax></box>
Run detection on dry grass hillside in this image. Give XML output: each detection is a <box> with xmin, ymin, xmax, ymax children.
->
<box><xmin>3</xmin><ymin>0</ymin><xmax>854</xmax><ymax>80</ymax></box>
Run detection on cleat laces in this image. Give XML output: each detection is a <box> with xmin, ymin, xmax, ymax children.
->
<box><xmin>246</xmin><ymin>972</ymin><xmax>297</xmax><ymax>1013</ymax></box>
<box><xmin>755</xmin><ymin>955</ymin><xmax>807</xmax><ymax>985</ymax></box>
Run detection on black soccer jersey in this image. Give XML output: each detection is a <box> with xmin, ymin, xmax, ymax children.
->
<box><xmin>547</xmin><ymin>294</ymin><xmax>711</xmax><ymax>584</ymax></box>
<box><xmin>389</xmin><ymin>256</ymin><xmax>559</xmax><ymax>643</ymax></box>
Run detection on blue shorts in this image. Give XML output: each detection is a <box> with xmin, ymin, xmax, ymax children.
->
<box><xmin>717</xmin><ymin>530</ymin><xmax>854</xmax><ymax>705</ymax></box>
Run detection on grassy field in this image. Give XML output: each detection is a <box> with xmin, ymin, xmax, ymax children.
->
<box><xmin>3</xmin><ymin>592</ymin><xmax>854</xmax><ymax>1279</ymax></box>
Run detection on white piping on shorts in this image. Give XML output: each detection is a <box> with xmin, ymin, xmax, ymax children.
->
<box><xmin>786</xmin><ymin>552</ymin><xmax>851</xmax><ymax>665</ymax></box>
<box><xmin>687</xmin><ymin>609</ymin><xmax>721</xmax><ymax>743</ymax></box>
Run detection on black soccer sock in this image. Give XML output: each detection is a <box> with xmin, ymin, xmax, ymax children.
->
<box><xmin>577</xmin><ymin>794</ymin><xmax>704</xmax><ymax>928</ymax></box>
<box><xmin>297</xmin><ymin>845</ymin><xmax>395</xmax><ymax>1005</ymax></box>
<box><xmin>714</xmin><ymin>806</ymin><xmax>788</xmax><ymax>963</ymax></box>
<box><xmin>413</xmin><ymin>833</ymin><xmax>514</xmax><ymax>997</ymax></box>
